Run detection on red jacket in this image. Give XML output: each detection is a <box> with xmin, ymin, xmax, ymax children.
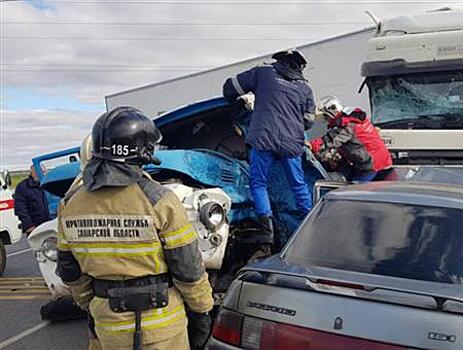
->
<box><xmin>310</xmin><ymin>108</ymin><xmax>392</xmax><ymax>175</ymax></box>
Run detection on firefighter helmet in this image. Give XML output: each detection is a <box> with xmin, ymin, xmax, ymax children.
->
<box><xmin>318</xmin><ymin>95</ymin><xmax>344</xmax><ymax>120</ymax></box>
<box><xmin>91</xmin><ymin>106</ymin><xmax>162</xmax><ymax>165</ymax></box>
<box><xmin>272</xmin><ymin>49</ymin><xmax>308</xmax><ymax>68</ymax></box>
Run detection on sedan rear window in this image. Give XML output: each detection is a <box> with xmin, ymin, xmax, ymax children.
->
<box><xmin>285</xmin><ymin>199</ymin><xmax>463</xmax><ymax>284</ymax></box>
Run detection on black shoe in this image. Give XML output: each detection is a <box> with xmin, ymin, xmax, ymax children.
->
<box><xmin>40</xmin><ymin>296</ymin><xmax>87</xmax><ymax>321</ymax></box>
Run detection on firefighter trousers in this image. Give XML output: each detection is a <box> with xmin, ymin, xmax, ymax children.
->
<box><xmin>89</xmin><ymin>328</ymin><xmax>189</xmax><ymax>350</ymax></box>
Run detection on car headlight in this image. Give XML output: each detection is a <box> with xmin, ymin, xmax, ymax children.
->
<box><xmin>41</xmin><ymin>237</ymin><xmax>58</xmax><ymax>261</ymax></box>
<box><xmin>200</xmin><ymin>202</ymin><xmax>226</xmax><ymax>231</ymax></box>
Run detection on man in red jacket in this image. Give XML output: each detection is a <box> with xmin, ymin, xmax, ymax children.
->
<box><xmin>309</xmin><ymin>96</ymin><xmax>392</xmax><ymax>182</ymax></box>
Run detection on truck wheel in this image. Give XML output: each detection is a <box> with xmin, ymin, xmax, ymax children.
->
<box><xmin>0</xmin><ymin>241</ymin><xmax>6</xmax><ymax>276</ymax></box>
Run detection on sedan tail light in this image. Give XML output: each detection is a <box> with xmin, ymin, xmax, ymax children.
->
<box><xmin>211</xmin><ymin>308</ymin><xmax>242</xmax><ymax>346</ymax></box>
<box><xmin>260</xmin><ymin>322</ymin><xmax>407</xmax><ymax>350</ymax></box>
<box><xmin>0</xmin><ymin>199</ymin><xmax>14</xmax><ymax>211</ymax></box>
<box><xmin>213</xmin><ymin>309</ymin><xmax>408</xmax><ymax>349</ymax></box>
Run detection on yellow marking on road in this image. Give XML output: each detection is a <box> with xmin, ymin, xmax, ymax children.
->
<box><xmin>0</xmin><ymin>277</ymin><xmax>44</xmax><ymax>280</ymax></box>
<box><xmin>0</xmin><ymin>276</ymin><xmax>51</xmax><ymax>300</ymax></box>
<box><xmin>0</xmin><ymin>285</ymin><xmax>47</xmax><ymax>290</ymax></box>
<box><xmin>0</xmin><ymin>287</ymin><xmax>50</xmax><ymax>292</ymax></box>
<box><xmin>0</xmin><ymin>289</ymin><xmax>50</xmax><ymax>293</ymax></box>
<box><xmin>0</xmin><ymin>276</ymin><xmax>45</xmax><ymax>283</ymax></box>
<box><xmin>0</xmin><ymin>278</ymin><xmax>45</xmax><ymax>285</ymax></box>
<box><xmin>0</xmin><ymin>283</ymin><xmax>48</xmax><ymax>290</ymax></box>
<box><xmin>0</xmin><ymin>295</ymin><xmax>51</xmax><ymax>300</ymax></box>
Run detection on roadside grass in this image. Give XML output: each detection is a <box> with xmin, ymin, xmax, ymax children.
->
<box><xmin>11</xmin><ymin>173</ymin><xmax>28</xmax><ymax>189</ymax></box>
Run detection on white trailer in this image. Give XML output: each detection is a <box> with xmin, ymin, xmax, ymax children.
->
<box><xmin>106</xmin><ymin>28</ymin><xmax>374</xmax><ymax>118</ymax></box>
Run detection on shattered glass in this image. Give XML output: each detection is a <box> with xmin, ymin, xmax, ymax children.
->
<box><xmin>369</xmin><ymin>70</ymin><xmax>463</xmax><ymax>128</ymax></box>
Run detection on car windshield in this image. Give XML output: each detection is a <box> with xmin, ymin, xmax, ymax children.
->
<box><xmin>285</xmin><ymin>199</ymin><xmax>463</xmax><ymax>284</ymax></box>
<box><xmin>369</xmin><ymin>70</ymin><xmax>463</xmax><ymax>129</ymax></box>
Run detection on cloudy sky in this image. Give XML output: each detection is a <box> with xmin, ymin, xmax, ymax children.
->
<box><xmin>1</xmin><ymin>0</ymin><xmax>461</xmax><ymax>169</ymax></box>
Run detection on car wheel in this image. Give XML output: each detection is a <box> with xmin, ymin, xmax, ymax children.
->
<box><xmin>0</xmin><ymin>241</ymin><xmax>6</xmax><ymax>276</ymax></box>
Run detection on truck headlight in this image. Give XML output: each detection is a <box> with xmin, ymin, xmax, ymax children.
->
<box><xmin>200</xmin><ymin>202</ymin><xmax>226</xmax><ymax>231</ymax></box>
<box><xmin>41</xmin><ymin>237</ymin><xmax>58</xmax><ymax>261</ymax></box>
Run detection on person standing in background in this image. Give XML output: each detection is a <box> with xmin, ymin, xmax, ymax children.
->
<box><xmin>14</xmin><ymin>165</ymin><xmax>50</xmax><ymax>236</ymax></box>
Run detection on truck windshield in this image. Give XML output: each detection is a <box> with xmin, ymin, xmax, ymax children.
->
<box><xmin>369</xmin><ymin>70</ymin><xmax>463</xmax><ymax>129</ymax></box>
<box><xmin>285</xmin><ymin>199</ymin><xmax>463</xmax><ymax>284</ymax></box>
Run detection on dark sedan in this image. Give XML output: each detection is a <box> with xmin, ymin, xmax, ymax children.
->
<box><xmin>208</xmin><ymin>182</ymin><xmax>463</xmax><ymax>350</ymax></box>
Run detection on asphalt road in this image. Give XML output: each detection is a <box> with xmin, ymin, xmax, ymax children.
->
<box><xmin>0</xmin><ymin>237</ymin><xmax>87</xmax><ymax>350</ymax></box>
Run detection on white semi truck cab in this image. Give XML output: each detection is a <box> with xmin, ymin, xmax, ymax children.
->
<box><xmin>361</xmin><ymin>8</ymin><xmax>463</xmax><ymax>165</ymax></box>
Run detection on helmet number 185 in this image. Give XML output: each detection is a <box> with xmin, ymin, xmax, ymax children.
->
<box><xmin>111</xmin><ymin>144</ymin><xmax>130</xmax><ymax>156</ymax></box>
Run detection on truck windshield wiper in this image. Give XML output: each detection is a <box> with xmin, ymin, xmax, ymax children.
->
<box><xmin>375</xmin><ymin>118</ymin><xmax>426</xmax><ymax>129</ymax></box>
<box><xmin>422</xmin><ymin>114</ymin><xmax>463</xmax><ymax>129</ymax></box>
<box><xmin>376</xmin><ymin>114</ymin><xmax>463</xmax><ymax>129</ymax></box>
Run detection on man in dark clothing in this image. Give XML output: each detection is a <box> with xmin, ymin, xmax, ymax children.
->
<box><xmin>223</xmin><ymin>49</ymin><xmax>315</xmax><ymax>257</ymax></box>
<box><xmin>309</xmin><ymin>96</ymin><xmax>392</xmax><ymax>182</ymax></box>
<box><xmin>14</xmin><ymin>165</ymin><xmax>50</xmax><ymax>235</ymax></box>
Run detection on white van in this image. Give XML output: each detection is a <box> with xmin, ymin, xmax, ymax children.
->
<box><xmin>0</xmin><ymin>170</ymin><xmax>22</xmax><ymax>275</ymax></box>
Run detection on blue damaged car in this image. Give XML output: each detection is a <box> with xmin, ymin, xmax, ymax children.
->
<box><xmin>27</xmin><ymin>97</ymin><xmax>327</xmax><ymax>302</ymax></box>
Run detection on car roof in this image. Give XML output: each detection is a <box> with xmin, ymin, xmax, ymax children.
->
<box><xmin>325</xmin><ymin>181</ymin><xmax>463</xmax><ymax>210</ymax></box>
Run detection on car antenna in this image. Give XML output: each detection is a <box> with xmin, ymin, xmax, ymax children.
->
<box><xmin>365</xmin><ymin>10</ymin><xmax>381</xmax><ymax>34</ymax></box>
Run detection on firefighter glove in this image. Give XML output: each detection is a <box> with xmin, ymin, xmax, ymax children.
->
<box><xmin>187</xmin><ymin>311</ymin><xmax>213</xmax><ymax>349</ymax></box>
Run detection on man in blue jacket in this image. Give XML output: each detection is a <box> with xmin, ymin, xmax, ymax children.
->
<box><xmin>223</xmin><ymin>49</ymin><xmax>315</xmax><ymax>257</ymax></box>
<box><xmin>14</xmin><ymin>165</ymin><xmax>50</xmax><ymax>235</ymax></box>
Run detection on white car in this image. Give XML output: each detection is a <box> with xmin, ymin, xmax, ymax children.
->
<box><xmin>0</xmin><ymin>170</ymin><xmax>22</xmax><ymax>275</ymax></box>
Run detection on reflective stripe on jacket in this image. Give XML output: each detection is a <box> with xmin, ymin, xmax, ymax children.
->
<box><xmin>89</xmin><ymin>288</ymin><xmax>187</xmax><ymax>346</ymax></box>
<box><xmin>57</xmin><ymin>173</ymin><xmax>213</xmax><ymax>345</ymax></box>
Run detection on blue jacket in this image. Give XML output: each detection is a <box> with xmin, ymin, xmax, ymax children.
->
<box><xmin>14</xmin><ymin>176</ymin><xmax>50</xmax><ymax>232</ymax></box>
<box><xmin>223</xmin><ymin>62</ymin><xmax>314</xmax><ymax>157</ymax></box>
